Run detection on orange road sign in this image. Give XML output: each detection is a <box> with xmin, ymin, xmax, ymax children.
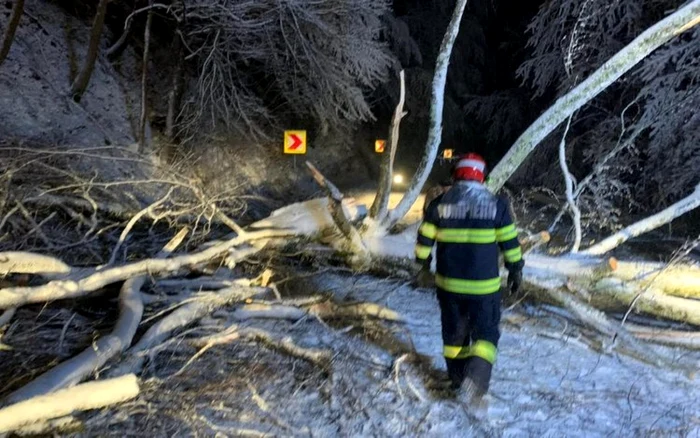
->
<box><xmin>375</xmin><ymin>139</ymin><xmax>386</xmax><ymax>153</ymax></box>
<box><xmin>284</xmin><ymin>130</ymin><xmax>307</xmax><ymax>154</ymax></box>
<box><xmin>443</xmin><ymin>149</ymin><xmax>453</xmax><ymax>159</ymax></box>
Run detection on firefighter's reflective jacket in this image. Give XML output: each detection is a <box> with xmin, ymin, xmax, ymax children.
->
<box><xmin>415</xmin><ymin>181</ymin><xmax>523</xmax><ymax>295</ymax></box>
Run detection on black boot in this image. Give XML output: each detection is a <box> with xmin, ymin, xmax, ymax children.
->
<box><xmin>459</xmin><ymin>357</ymin><xmax>492</xmax><ymax>404</ymax></box>
<box><xmin>445</xmin><ymin>358</ymin><xmax>469</xmax><ymax>390</ymax></box>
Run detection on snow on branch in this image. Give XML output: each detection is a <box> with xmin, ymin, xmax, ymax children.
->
<box><xmin>487</xmin><ymin>0</ymin><xmax>700</xmax><ymax>191</ymax></box>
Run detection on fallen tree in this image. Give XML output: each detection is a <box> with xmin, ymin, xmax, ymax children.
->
<box><xmin>281</xmin><ymin>0</ymin><xmax>700</xmax><ymax>371</ymax></box>
<box><xmin>0</xmin><ymin>374</ymin><xmax>139</xmax><ymax>433</ymax></box>
<box><xmin>5</xmin><ymin>228</ymin><xmax>189</xmax><ymax>403</ymax></box>
<box><xmin>1</xmin><ymin>0</ymin><xmax>699</xmax><ymax>434</ymax></box>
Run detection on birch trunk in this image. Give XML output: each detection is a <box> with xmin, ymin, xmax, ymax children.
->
<box><xmin>370</xmin><ymin>70</ymin><xmax>406</xmax><ymax>223</ymax></box>
<box><xmin>486</xmin><ymin>1</ymin><xmax>700</xmax><ymax>192</ymax></box>
<box><xmin>582</xmin><ymin>184</ymin><xmax>700</xmax><ymax>255</ymax></box>
<box><xmin>387</xmin><ymin>0</ymin><xmax>469</xmax><ymax>227</ymax></box>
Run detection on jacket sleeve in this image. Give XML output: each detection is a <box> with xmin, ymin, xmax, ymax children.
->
<box><xmin>415</xmin><ymin>195</ymin><xmax>440</xmax><ymax>264</ymax></box>
<box><xmin>495</xmin><ymin>198</ymin><xmax>524</xmax><ymax>272</ymax></box>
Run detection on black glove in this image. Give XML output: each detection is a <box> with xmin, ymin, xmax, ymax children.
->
<box><xmin>416</xmin><ymin>265</ymin><xmax>434</xmax><ymax>289</ymax></box>
<box><xmin>507</xmin><ymin>269</ymin><xmax>523</xmax><ymax>297</ymax></box>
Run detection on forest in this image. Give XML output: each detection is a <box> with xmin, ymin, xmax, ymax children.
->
<box><xmin>0</xmin><ymin>0</ymin><xmax>699</xmax><ymax>435</ymax></box>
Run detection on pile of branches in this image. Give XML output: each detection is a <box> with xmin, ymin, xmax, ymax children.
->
<box><xmin>0</xmin><ymin>142</ymin><xmax>255</xmax><ymax>264</ymax></box>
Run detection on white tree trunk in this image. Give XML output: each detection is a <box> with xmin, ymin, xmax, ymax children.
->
<box><xmin>557</xmin><ymin>116</ymin><xmax>582</xmax><ymax>252</ymax></box>
<box><xmin>0</xmin><ymin>375</ymin><xmax>139</xmax><ymax>434</ymax></box>
<box><xmin>0</xmin><ymin>229</ymin><xmax>288</xmax><ymax>309</ymax></box>
<box><xmin>486</xmin><ymin>1</ymin><xmax>700</xmax><ymax>192</ymax></box>
<box><xmin>387</xmin><ymin>0</ymin><xmax>469</xmax><ymax>227</ymax></box>
<box><xmin>370</xmin><ymin>70</ymin><xmax>406</xmax><ymax>223</ymax></box>
<box><xmin>582</xmin><ymin>184</ymin><xmax>700</xmax><ymax>255</ymax></box>
<box><xmin>107</xmin><ymin>283</ymin><xmax>264</xmax><ymax>377</ymax></box>
<box><xmin>5</xmin><ymin>229</ymin><xmax>188</xmax><ymax>403</ymax></box>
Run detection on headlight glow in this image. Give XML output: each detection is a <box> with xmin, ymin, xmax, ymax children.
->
<box><xmin>393</xmin><ymin>174</ymin><xmax>404</xmax><ymax>184</ymax></box>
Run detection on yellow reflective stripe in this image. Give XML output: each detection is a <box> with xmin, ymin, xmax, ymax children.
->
<box><xmin>444</xmin><ymin>345</ymin><xmax>470</xmax><ymax>359</ymax></box>
<box><xmin>468</xmin><ymin>340</ymin><xmax>497</xmax><ymax>364</ymax></box>
<box><xmin>503</xmin><ymin>247</ymin><xmax>523</xmax><ymax>263</ymax></box>
<box><xmin>415</xmin><ymin>244</ymin><xmax>432</xmax><ymax>260</ymax></box>
<box><xmin>435</xmin><ymin>275</ymin><xmax>501</xmax><ymax>295</ymax></box>
<box><xmin>419</xmin><ymin>222</ymin><xmax>438</xmax><ymax>239</ymax></box>
<box><xmin>436</xmin><ymin>228</ymin><xmax>496</xmax><ymax>244</ymax></box>
<box><xmin>496</xmin><ymin>224</ymin><xmax>518</xmax><ymax>242</ymax></box>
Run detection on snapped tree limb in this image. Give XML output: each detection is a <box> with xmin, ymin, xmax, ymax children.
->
<box><xmin>370</xmin><ymin>70</ymin><xmax>406</xmax><ymax>223</ymax></box>
<box><xmin>582</xmin><ymin>184</ymin><xmax>700</xmax><ymax>255</ymax></box>
<box><xmin>0</xmin><ymin>374</ymin><xmax>139</xmax><ymax>434</ymax></box>
<box><xmin>4</xmin><ymin>228</ymin><xmax>189</xmax><ymax>404</ymax></box>
<box><xmin>0</xmin><ymin>229</ymin><xmax>291</xmax><ymax>309</ymax></box>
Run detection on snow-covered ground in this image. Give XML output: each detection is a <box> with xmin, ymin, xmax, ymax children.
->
<box><xmin>71</xmin><ymin>195</ymin><xmax>700</xmax><ymax>436</ymax></box>
<box><xmin>79</xmin><ymin>271</ymin><xmax>699</xmax><ymax>437</ymax></box>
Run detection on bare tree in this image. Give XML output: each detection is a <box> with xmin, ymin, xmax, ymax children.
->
<box><xmin>515</xmin><ymin>0</ymin><xmax>700</xmax><ymax>228</ymax></box>
<box><xmin>0</xmin><ymin>0</ymin><xmax>25</xmax><ymax>67</ymax></box>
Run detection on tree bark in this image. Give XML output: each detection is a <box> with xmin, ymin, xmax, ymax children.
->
<box><xmin>70</xmin><ymin>0</ymin><xmax>110</xmax><ymax>101</ymax></box>
<box><xmin>582</xmin><ymin>184</ymin><xmax>700</xmax><ymax>255</ymax></box>
<box><xmin>0</xmin><ymin>0</ymin><xmax>25</xmax><ymax>67</ymax></box>
<box><xmin>387</xmin><ymin>0</ymin><xmax>469</xmax><ymax>227</ymax></box>
<box><xmin>588</xmin><ymin>278</ymin><xmax>700</xmax><ymax>326</ymax></box>
<box><xmin>0</xmin><ymin>251</ymin><xmax>72</xmax><ymax>277</ymax></box>
<box><xmin>486</xmin><ymin>1</ymin><xmax>700</xmax><ymax>192</ymax></box>
<box><xmin>370</xmin><ymin>70</ymin><xmax>406</xmax><ymax>223</ymax></box>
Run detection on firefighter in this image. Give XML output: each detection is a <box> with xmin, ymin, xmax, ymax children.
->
<box><xmin>414</xmin><ymin>153</ymin><xmax>524</xmax><ymax>404</ymax></box>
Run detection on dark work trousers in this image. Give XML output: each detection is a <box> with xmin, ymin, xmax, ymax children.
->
<box><xmin>436</xmin><ymin>288</ymin><xmax>501</xmax><ymax>388</ymax></box>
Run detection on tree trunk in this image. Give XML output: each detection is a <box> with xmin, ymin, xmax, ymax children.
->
<box><xmin>165</xmin><ymin>35</ymin><xmax>184</xmax><ymax>140</ymax></box>
<box><xmin>0</xmin><ymin>229</ymin><xmax>289</xmax><ymax>309</ymax></box>
<box><xmin>557</xmin><ymin>115</ymin><xmax>582</xmax><ymax>252</ymax></box>
<box><xmin>70</xmin><ymin>0</ymin><xmax>110</xmax><ymax>102</ymax></box>
<box><xmin>370</xmin><ymin>70</ymin><xmax>406</xmax><ymax>223</ymax></box>
<box><xmin>0</xmin><ymin>0</ymin><xmax>25</xmax><ymax>67</ymax></box>
<box><xmin>588</xmin><ymin>278</ymin><xmax>700</xmax><ymax>326</ymax></box>
<box><xmin>486</xmin><ymin>1</ymin><xmax>700</xmax><ymax>192</ymax></box>
<box><xmin>0</xmin><ymin>375</ymin><xmax>139</xmax><ymax>433</ymax></box>
<box><xmin>138</xmin><ymin>5</ymin><xmax>154</xmax><ymax>153</ymax></box>
<box><xmin>306</xmin><ymin>162</ymin><xmax>369</xmax><ymax>268</ymax></box>
<box><xmin>387</xmin><ymin>0</ymin><xmax>469</xmax><ymax>227</ymax></box>
<box><xmin>4</xmin><ymin>229</ymin><xmax>187</xmax><ymax>403</ymax></box>
<box><xmin>582</xmin><ymin>184</ymin><xmax>700</xmax><ymax>255</ymax></box>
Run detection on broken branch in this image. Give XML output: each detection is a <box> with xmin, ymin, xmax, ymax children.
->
<box><xmin>0</xmin><ymin>374</ymin><xmax>139</xmax><ymax>434</ymax></box>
